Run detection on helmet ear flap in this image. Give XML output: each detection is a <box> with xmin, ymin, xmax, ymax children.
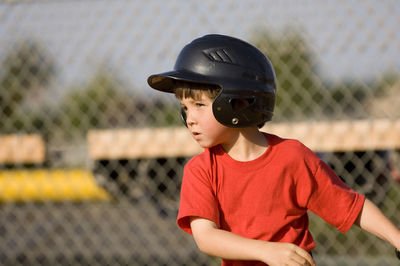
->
<box><xmin>213</xmin><ymin>92</ymin><xmax>272</xmax><ymax>128</ymax></box>
<box><xmin>212</xmin><ymin>93</ymin><xmax>244</xmax><ymax>127</ymax></box>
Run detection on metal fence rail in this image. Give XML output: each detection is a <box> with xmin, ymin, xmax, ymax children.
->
<box><xmin>0</xmin><ymin>0</ymin><xmax>399</xmax><ymax>265</ymax></box>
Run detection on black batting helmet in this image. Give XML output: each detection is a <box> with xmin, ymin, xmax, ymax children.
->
<box><xmin>147</xmin><ymin>34</ymin><xmax>276</xmax><ymax>127</ymax></box>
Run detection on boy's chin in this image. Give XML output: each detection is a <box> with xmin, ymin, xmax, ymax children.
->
<box><xmin>197</xmin><ymin>141</ymin><xmax>218</xmax><ymax>149</ymax></box>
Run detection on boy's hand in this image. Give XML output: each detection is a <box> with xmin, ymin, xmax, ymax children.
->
<box><xmin>262</xmin><ymin>242</ymin><xmax>315</xmax><ymax>266</ymax></box>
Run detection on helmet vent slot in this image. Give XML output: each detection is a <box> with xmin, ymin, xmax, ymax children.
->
<box><xmin>203</xmin><ymin>48</ymin><xmax>233</xmax><ymax>64</ymax></box>
<box><xmin>229</xmin><ymin>98</ymin><xmax>254</xmax><ymax>112</ymax></box>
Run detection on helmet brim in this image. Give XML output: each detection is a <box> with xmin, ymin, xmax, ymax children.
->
<box><xmin>147</xmin><ymin>70</ymin><xmax>219</xmax><ymax>93</ymax></box>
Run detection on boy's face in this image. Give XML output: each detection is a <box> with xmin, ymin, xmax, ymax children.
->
<box><xmin>180</xmin><ymin>93</ymin><xmax>232</xmax><ymax>148</ymax></box>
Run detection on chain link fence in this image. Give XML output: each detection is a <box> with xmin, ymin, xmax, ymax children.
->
<box><xmin>0</xmin><ymin>0</ymin><xmax>400</xmax><ymax>265</ymax></box>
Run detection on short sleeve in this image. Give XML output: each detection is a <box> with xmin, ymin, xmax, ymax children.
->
<box><xmin>177</xmin><ymin>159</ymin><xmax>220</xmax><ymax>235</ymax></box>
<box><xmin>307</xmin><ymin>160</ymin><xmax>365</xmax><ymax>233</ymax></box>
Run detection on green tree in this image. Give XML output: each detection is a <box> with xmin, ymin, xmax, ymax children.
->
<box><xmin>251</xmin><ymin>29</ymin><xmax>330</xmax><ymax>121</ymax></box>
<box><xmin>0</xmin><ymin>40</ymin><xmax>56</xmax><ymax>132</ymax></box>
<box><xmin>251</xmin><ymin>29</ymin><xmax>400</xmax><ymax>121</ymax></box>
<box><xmin>55</xmin><ymin>67</ymin><xmax>137</xmax><ymax>140</ymax></box>
<box><xmin>147</xmin><ymin>98</ymin><xmax>182</xmax><ymax>127</ymax></box>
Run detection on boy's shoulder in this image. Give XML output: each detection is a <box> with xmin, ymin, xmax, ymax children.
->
<box><xmin>265</xmin><ymin>133</ymin><xmax>307</xmax><ymax>149</ymax></box>
<box><xmin>265</xmin><ymin>132</ymin><xmax>317</xmax><ymax>159</ymax></box>
<box><xmin>185</xmin><ymin>146</ymin><xmax>217</xmax><ymax>168</ymax></box>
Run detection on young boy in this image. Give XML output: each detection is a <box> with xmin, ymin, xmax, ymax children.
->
<box><xmin>147</xmin><ymin>34</ymin><xmax>400</xmax><ymax>265</ymax></box>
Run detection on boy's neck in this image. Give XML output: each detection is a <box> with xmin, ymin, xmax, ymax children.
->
<box><xmin>221</xmin><ymin>128</ymin><xmax>268</xmax><ymax>162</ymax></box>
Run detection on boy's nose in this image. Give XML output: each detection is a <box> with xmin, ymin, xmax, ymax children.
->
<box><xmin>186</xmin><ymin>111</ymin><xmax>196</xmax><ymax>126</ymax></box>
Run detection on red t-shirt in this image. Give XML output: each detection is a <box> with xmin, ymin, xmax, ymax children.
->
<box><xmin>177</xmin><ymin>133</ymin><xmax>365</xmax><ymax>266</ymax></box>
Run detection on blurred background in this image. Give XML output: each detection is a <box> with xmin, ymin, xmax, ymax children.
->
<box><xmin>0</xmin><ymin>0</ymin><xmax>399</xmax><ymax>265</ymax></box>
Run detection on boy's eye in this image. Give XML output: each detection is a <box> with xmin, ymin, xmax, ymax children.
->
<box><xmin>195</xmin><ymin>103</ymin><xmax>205</xmax><ymax>107</ymax></box>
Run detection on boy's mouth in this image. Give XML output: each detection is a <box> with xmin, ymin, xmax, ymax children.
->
<box><xmin>191</xmin><ymin>131</ymin><xmax>201</xmax><ymax>139</ymax></box>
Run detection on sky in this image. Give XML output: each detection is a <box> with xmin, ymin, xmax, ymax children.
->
<box><xmin>0</xmin><ymin>0</ymin><xmax>399</xmax><ymax>97</ymax></box>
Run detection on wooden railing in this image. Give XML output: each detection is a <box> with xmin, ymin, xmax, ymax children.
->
<box><xmin>0</xmin><ymin>134</ymin><xmax>46</xmax><ymax>164</ymax></box>
<box><xmin>87</xmin><ymin>118</ymin><xmax>400</xmax><ymax>160</ymax></box>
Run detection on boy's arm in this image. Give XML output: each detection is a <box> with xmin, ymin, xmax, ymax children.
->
<box><xmin>355</xmin><ymin>198</ymin><xmax>400</xmax><ymax>250</ymax></box>
<box><xmin>190</xmin><ymin>217</ymin><xmax>315</xmax><ymax>266</ymax></box>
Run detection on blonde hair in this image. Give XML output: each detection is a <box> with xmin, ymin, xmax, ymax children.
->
<box><xmin>173</xmin><ymin>81</ymin><xmax>221</xmax><ymax>100</ymax></box>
